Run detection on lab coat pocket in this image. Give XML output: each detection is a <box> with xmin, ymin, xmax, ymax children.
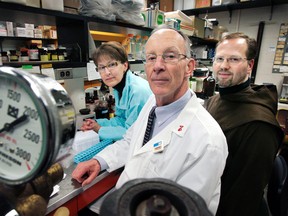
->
<box><xmin>146</xmin><ymin>152</ymin><xmax>166</xmax><ymax>178</ymax></box>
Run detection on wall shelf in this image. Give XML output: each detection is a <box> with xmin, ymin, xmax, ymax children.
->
<box><xmin>0</xmin><ymin>2</ymin><xmax>151</xmax><ymax>33</ymax></box>
<box><xmin>190</xmin><ymin>36</ymin><xmax>218</xmax><ymax>45</ymax></box>
<box><xmin>0</xmin><ymin>2</ymin><xmax>152</xmax><ymax>69</ymax></box>
<box><xmin>182</xmin><ymin>0</ymin><xmax>288</xmax><ymax>16</ymax></box>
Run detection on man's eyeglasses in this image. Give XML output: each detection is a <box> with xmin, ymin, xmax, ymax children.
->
<box><xmin>143</xmin><ymin>52</ymin><xmax>187</xmax><ymax>65</ymax></box>
<box><xmin>213</xmin><ymin>57</ymin><xmax>248</xmax><ymax>65</ymax></box>
<box><xmin>96</xmin><ymin>61</ymin><xmax>119</xmax><ymax>73</ymax></box>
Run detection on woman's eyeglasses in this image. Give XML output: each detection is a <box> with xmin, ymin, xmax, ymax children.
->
<box><xmin>96</xmin><ymin>61</ymin><xmax>119</xmax><ymax>73</ymax></box>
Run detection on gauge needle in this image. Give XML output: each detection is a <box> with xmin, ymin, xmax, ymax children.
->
<box><xmin>0</xmin><ymin>115</ymin><xmax>29</xmax><ymax>133</ymax></box>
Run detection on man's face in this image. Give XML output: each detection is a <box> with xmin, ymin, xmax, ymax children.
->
<box><xmin>144</xmin><ymin>29</ymin><xmax>194</xmax><ymax>105</ymax></box>
<box><xmin>213</xmin><ymin>38</ymin><xmax>254</xmax><ymax>88</ymax></box>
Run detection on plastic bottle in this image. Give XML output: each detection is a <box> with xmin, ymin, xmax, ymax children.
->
<box><xmin>134</xmin><ymin>35</ymin><xmax>142</xmax><ymax>60</ymax></box>
<box><xmin>140</xmin><ymin>35</ymin><xmax>149</xmax><ymax>60</ymax></box>
<box><xmin>189</xmin><ymin>76</ymin><xmax>197</xmax><ymax>92</ymax></box>
<box><xmin>203</xmin><ymin>71</ymin><xmax>216</xmax><ymax>98</ymax></box>
<box><xmin>127</xmin><ymin>33</ymin><xmax>135</xmax><ymax>59</ymax></box>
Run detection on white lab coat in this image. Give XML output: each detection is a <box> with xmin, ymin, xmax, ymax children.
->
<box><xmin>97</xmin><ymin>90</ymin><xmax>228</xmax><ymax>214</ymax></box>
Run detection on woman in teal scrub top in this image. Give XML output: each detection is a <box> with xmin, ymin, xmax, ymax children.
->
<box><xmin>81</xmin><ymin>41</ymin><xmax>152</xmax><ymax>141</ymax></box>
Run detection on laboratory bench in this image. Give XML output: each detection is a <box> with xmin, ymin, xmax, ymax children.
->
<box><xmin>46</xmin><ymin>160</ymin><xmax>121</xmax><ymax>216</ymax></box>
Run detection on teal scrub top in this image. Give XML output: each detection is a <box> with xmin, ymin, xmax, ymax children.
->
<box><xmin>96</xmin><ymin>70</ymin><xmax>152</xmax><ymax>141</ymax></box>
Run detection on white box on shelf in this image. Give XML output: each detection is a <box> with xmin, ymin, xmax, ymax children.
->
<box><xmin>26</xmin><ymin>0</ymin><xmax>40</xmax><ymax>7</ymax></box>
<box><xmin>212</xmin><ymin>0</ymin><xmax>222</xmax><ymax>6</ymax></box>
<box><xmin>26</xmin><ymin>29</ymin><xmax>34</xmax><ymax>38</ymax></box>
<box><xmin>0</xmin><ymin>29</ymin><xmax>7</xmax><ymax>36</ymax></box>
<box><xmin>41</xmin><ymin>0</ymin><xmax>64</xmax><ymax>11</ymax></box>
<box><xmin>15</xmin><ymin>27</ymin><xmax>26</xmax><ymax>37</ymax></box>
<box><xmin>165</xmin><ymin>10</ymin><xmax>192</xmax><ymax>27</ymax></box>
<box><xmin>34</xmin><ymin>28</ymin><xmax>43</xmax><ymax>38</ymax></box>
<box><xmin>6</xmin><ymin>22</ymin><xmax>14</xmax><ymax>36</ymax></box>
<box><xmin>1</xmin><ymin>0</ymin><xmax>26</xmax><ymax>4</ymax></box>
<box><xmin>25</xmin><ymin>23</ymin><xmax>35</xmax><ymax>30</ymax></box>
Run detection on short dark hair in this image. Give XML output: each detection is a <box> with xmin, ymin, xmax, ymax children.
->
<box><xmin>217</xmin><ymin>32</ymin><xmax>257</xmax><ymax>60</ymax></box>
<box><xmin>150</xmin><ymin>24</ymin><xmax>192</xmax><ymax>58</ymax></box>
<box><xmin>92</xmin><ymin>41</ymin><xmax>130</xmax><ymax>70</ymax></box>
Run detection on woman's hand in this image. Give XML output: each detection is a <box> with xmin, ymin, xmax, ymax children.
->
<box><xmin>72</xmin><ymin>159</ymin><xmax>101</xmax><ymax>186</ymax></box>
<box><xmin>81</xmin><ymin>119</ymin><xmax>101</xmax><ymax>132</ymax></box>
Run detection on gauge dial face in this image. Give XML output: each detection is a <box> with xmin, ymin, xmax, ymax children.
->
<box><xmin>0</xmin><ymin>74</ymin><xmax>47</xmax><ymax>184</ymax></box>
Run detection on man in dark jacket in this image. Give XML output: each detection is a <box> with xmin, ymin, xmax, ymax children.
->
<box><xmin>206</xmin><ymin>32</ymin><xmax>284</xmax><ymax>216</ymax></box>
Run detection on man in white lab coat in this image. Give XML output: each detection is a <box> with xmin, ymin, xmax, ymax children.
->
<box><xmin>72</xmin><ymin>25</ymin><xmax>228</xmax><ymax>214</ymax></box>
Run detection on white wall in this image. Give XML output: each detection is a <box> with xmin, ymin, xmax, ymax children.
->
<box><xmin>194</xmin><ymin>4</ymin><xmax>288</xmax><ymax>92</ymax></box>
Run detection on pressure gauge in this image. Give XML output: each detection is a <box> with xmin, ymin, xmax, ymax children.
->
<box><xmin>0</xmin><ymin>67</ymin><xmax>76</xmax><ymax>185</ymax></box>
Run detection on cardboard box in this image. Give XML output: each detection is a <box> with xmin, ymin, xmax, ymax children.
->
<box><xmin>64</xmin><ymin>7</ymin><xmax>78</xmax><ymax>14</ymax></box>
<box><xmin>141</xmin><ymin>10</ymin><xmax>149</xmax><ymax>27</ymax></box>
<box><xmin>26</xmin><ymin>0</ymin><xmax>40</xmax><ymax>7</ymax></box>
<box><xmin>64</xmin><ymin>0</ymin><xmax>80</xmax><ymax>9</ymax></box>
<box><xmin>42</xmin><ymin>0</ymin><xmax>64</xmax><ymax>12</ymax></box>
<box><xmin>195</xmin><ymin>0</ymin><xmax>211</xmax><ymax>8</ymax></box>
<box><xmin>34</xmin><ymin>33</ymin><xmax>43</xmax><ymax>38</ymax></box>
<box><xmin>165</xmin><ymin>10</ymin><xmax>192</xmax><ymax>27</ymax></box>
<box><xmin>184</xmin><ymin>0</ymin><xmax>196</xmax><ymax>9</ymax></box>
<box><xmin>25</xmin><ymin>23</ymin><xmax>34</xmax><ymax>30</ymax></box>
<box><xmin>190</xmin><ymin>16</ymin><xmax>205</xmax><ymax>38</ymax></box>
<box><xmin>159</xmin><ymin>0</ymin><xmax>174</xmax><ymax>12</ymax></box>
<box><xmin>43</xmin><ymin>29</ymin><xmax>57</xmax><ymax>39</ymax></box>
<box><xmin>212</xmin><ymin>0</ymin><xmax>222</xmax><ymax>6</ymax></box>
<box><xmin>148</xmin><ymin>9</ymin><xmax>165</xmax><ymax>28</ymax></box>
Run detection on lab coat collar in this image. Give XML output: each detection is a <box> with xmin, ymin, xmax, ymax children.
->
<box><xmin>134</xmin><ymin>91</ymin><xmax>200</xmax><ymax>155</ymax></box>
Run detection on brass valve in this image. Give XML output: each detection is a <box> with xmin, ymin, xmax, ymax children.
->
<box><xmin>0</xmin><ymin>163</ymin><xmax>64</xmax><ymax>216</ymax></box>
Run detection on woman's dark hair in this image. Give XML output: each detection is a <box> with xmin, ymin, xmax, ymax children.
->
<box><xmin>92</xmin><ymin>41</ymin><xmax>130</xmax><ymax>70</ymax></box>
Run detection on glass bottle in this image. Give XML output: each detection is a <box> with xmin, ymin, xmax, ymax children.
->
<box><xmin>9</xmin><ymin>50</ymin><xmax>19</xmax><ymax>62</ymax></box>
<box><xmin>28</xmin><ymin>43</ymin><xmax>39</xmax><ymax>61</ymax></box>
<box><xmin>58</xmin><ymin>46</ymin><xmax>68</xmax><ymax>60</ymax></box>
<box><xmin>39</xmin><ymin>48</ymin><xmax>49</xmax><ymax>61</ymax></box>
<box><xmin>1</xmin><ymin>51</ymin><xmax>9</xmax><ymax>63</ymax></box>
<box><xmin>20</xmin><ymin>48</ymin><xmax>29</xmax><ymax>62</ymax></box>
<box><xmin>203</xmin><ymin>71</ymin><xmax>216</xmax><ymax>98</ymax></box>
<box><xmin>107</xmin><ymin>94</ymin><xmax>115</xmax><ymax>119</ymax></box>
<box><xmin>51</xmin><ymin>49</ymin><xmax>58</xmax><ymax>61</ymax></box>
<box><xmin>57</xmin><ymin>47</ymin><xmax>65</xmax><ymax>61</ymax></box>
<box><xmin>93</xmin><ymin>90</ymin><xmax>99</xmax><ymax>102</ymax></box>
